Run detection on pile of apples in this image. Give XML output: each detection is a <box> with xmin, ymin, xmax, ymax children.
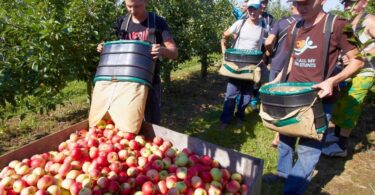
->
<box><xmin>0</xmin><ymin>120</ymin><xmax>249</xmax><ymax>195</ymax></box>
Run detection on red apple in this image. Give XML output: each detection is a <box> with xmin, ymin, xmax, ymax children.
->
<box><xmin>25</xmin><ymin>174</ymin><xmax>39</xmax><ymax>186</ymax></box>
<box><xmin>157</xmin><ymin>180</ymin><xmax>168</xmax><ymax>194</ymax></box>
<box><xmin>151</xmin><ymin>160</ymin><xmax>164</xmax><ymax>171</ymax></box>
<box><xmin>20</xmin><ymin>186</ymin><xmax>37</xmax><ymax>195</ymax></box>
<box><xmin>37</xmin><ymin>175</ymin><xmax>54</xmax><ymax>190</ymax></box>
<box><xmin>118</xmin><ymin>150</ymin><xmax>129</xmax><ymax>161</ymax></box>
<box><xmin>107</xmin><ymin>181</ymin><xmax>120</xmax><ymax>194</ymax></box>
<box><xmin>125</xmin><ymin>156</ymin><xmax>137</xmax><ymax>167</ymax></box>
<box><xmin>79</xmin><ymin>187</ymin><xmax>92</xmax><ymax>195</ymax></box>
<box><xmin>142</xmin><ymin>181</ymin><xmax>155</xmax><ymax>195</ymax></box>
<box><xmin>70</xmin><ymin>182</ymin><xmax>82</xmax><ymax>195</ymax></box>
<box><xmin>96</xmin><ymin>177</ymin><xmax>109</xmax><ymax>189</ymax></box>
<box><xmin>166</xmin><ymin>175</ymin><xmax>177</xmax><ymax>189</ymax></box>
<box><xmin>153</xmin><ymin>137</ymin><xmax>164</xmax><ymax>146</ymax></box>
<box><xmin>107</xmin><ymin>152</ymin><xmax>119</xmax><ymax>163</ymax></box>
<box><xmin>176</xmin><ymin>167</ymin><xmax>187</xmax><ymax>180</ymax></box>
<box><xmin>135</xmin><ymin>175</ymin><xmax>148</xmax><ymax>187</ymax></box>
<box><xmin>191</xmin><ymin>176</ymin><xmax>203</xmax><ymax>189</ymax></box>
<box><xmin>146</xmin><ymin>169</ymin><xmax>160</xmax><ymax>183</ymax></box>
<box><xmin>46</xmin><ymin>185</ymin><xmax>61</xmax><ymax>195</ymax></box>
<box><xmin>12</xmin><ymin>179</ymin><xmax>27</xmax><ymax>193</ymax></box>
<box><xmin>61</xmin><ymin>178</ymin><xmax>74</xmax><ymax>190</ymax></box>
<box><xmin>200</xmin><ymin>156</ymin><xmax>212</xmax><ymax>166</ymax></box>
<box><xmin>225</xmin><ymin>180</ymin><xmax>240</xmax><ymax>193</ymax></box>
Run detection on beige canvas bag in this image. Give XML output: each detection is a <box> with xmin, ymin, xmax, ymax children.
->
<box><xmin>219</xmin><ymin>60</ymin><xmax>261</xmax><ymax>82</ymax></box>
<box><xmin>259</xmin><ymin>98</ymin><xmax>323</xmax><ymax>141</ymax></box>
<box><xmin>89</xmin><ymin>81</ymin><xmax>148</xmax><ymax>134</ymax></box>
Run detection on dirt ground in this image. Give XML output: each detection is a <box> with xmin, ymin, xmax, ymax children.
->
<box><xmin>1</xmin><ymin>67</ymin><xmax>374</xmax><ymax>194</ymax></box>
<box><xmin>308</xmin><ymin>101</ymin><xmax>375</xmax><ymax>195</ymax></box>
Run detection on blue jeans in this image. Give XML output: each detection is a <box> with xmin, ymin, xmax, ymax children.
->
<box><xmin>220</xmin><ymin>78</ymin><xmax>253</xmax><ymax>124</ymax></box>
<box><xmin>277</xmin><ymin>103</ymin><xmax>331</xmax><ymax>195</ymax></box>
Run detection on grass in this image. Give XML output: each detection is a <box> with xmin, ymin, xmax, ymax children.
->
<box><xmin>1</xmin><ymin>55</ymin><xmax>374</xmax><ymax>194</ymax></box>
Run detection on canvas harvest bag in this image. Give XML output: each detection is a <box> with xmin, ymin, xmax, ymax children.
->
<box><xmin>219</xmin><ymin>57</ymin><xmax>262</xmax><ymax>82</ymax></box>
<box><xmin>259</xmin><ymin>96</ymin><xmax>324</xmax><ymax>140</ymax></box>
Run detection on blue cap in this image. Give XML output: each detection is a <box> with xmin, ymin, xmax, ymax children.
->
<box><xmin>247</xmin><ymin>0</ymin><xmax>261</xmax><ymax>9</ymax></box>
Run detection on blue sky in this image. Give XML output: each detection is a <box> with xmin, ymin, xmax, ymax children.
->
<box><xmin>237</xmin><ymin>0</ymin><xmax>344</xmax><ymax>12</ymax></box>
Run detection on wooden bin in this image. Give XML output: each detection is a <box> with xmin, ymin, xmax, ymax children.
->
<box><xmin>0</xmin><ymin>120</ymin><xmax>263</xmax><ymax>195</ymax></box>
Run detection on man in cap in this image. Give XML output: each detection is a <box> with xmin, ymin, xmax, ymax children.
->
<box><xmin>220</xmin><ymin>0</ymin><xmax>265</xmax><ymax>128</ymax></box>
<box><xmin>324</xmin><ymin>0</ymin><xmax>375</xmax><ymax>157</ymax></box>
<box><xmin>264</xmin><ymin>0</ymin><xmax>364</xmax><ymax>194</ymax></box>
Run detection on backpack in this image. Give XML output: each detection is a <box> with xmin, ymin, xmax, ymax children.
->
<box><xmin>272</xmin><ymin>16</ymin><xmax>298</xmax><ymax>54</ymax></box>
<box><xmin>120</xmin><ymin>12</ymin><xmax>159</xmax><ymax>44</ymax></box>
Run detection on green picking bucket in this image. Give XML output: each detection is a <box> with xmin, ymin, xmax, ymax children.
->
<box><xmin>259</xmin><ymin>82</ymin><xmax>327</xmax><ymax>133</ymax></box>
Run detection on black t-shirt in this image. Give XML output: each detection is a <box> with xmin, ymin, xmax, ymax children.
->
<box><xmin>114</xmin><ymin>12</ymin><xmax>173</xmax><ymax>83</ymax></box>
<box><xmin>115</xmin><ymin>13</ymin><xmax>173</xmax><ymax>44</ymax></box>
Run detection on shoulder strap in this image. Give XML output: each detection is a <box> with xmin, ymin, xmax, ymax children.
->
<box><xmin>120</xmin><ymin>13</ymin><xmax>131</xmax><ymax>35</ymax></box>
<box><xmin>354</xmin><ymin>12</ymin><xmax>368</xmax><ymax>33</ymax></box>
<box><xmin>232</xmin><ymin>19</ymin><xmax>247</xmax><ymax>48</ymax></box>
<box><xmin>280</xmin><ymin>20</ymin><xmax>302</xmax><ymax>82</ymax></box>
<box><xmin>147</xmin><ymin>12</ymin><xmax>157</xmax><ymax>44</ymax></box>
<box><xmin>322</xmin><ymin>14</ymin><xmax>337</xmax><ymax>81</ymax></box>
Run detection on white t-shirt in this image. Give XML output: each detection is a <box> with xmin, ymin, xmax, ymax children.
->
<box><xmin>229</xmin><ymin>19</ymin><xmax>264</xmax><ymax>50</ymax></box>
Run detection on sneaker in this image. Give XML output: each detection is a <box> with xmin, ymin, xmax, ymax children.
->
<box><xmin>325</xmin><ymin>132</ymin><xmax>339</xmax><ymax>143</ymax></box>
<box><xmin>322</xmin><ymin>143</ymin><xmax>348</xmax><ymax>157</ymax></box>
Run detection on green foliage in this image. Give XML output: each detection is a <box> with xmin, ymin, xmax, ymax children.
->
<box><xmin>0</xmin><ymin>0</ymin><xmax>121</xmax><ymax>119</ymax></box>
<box><xmin>148</xmin><ymin>0</ymin><xmax>232</xmax><ymax>82</ymax></box>
<box><xmin>268</xmin><ymin>0</ymin><xmax>291</xmax><ymax>20</ymax></box>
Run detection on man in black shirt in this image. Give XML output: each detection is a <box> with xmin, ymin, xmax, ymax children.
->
<box><xmin>96</xmin><ymin>0</ymin><xmax>178</xmax><ymax>125</ymax></box>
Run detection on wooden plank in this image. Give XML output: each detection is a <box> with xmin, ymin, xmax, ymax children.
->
<box><xmin>0</xmin><ymin>120</ymin><xmax>263</xmax><ymax>195</ymax></box>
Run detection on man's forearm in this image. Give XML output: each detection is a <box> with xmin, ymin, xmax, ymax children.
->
<box><xmin>328</xmin><ymin>58</ymin><xmax>364</xmax><ymax>86</ymax></box>
<box><xmin>160</xmin><ymin>46</ymin><xmax>178</xmax><ymax>60</ymax></box>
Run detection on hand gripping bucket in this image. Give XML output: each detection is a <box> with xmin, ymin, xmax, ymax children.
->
<box><xmin>219</xmin><ymin>49</ymin><xmax>263</xmax><ymax>82</ymax></box>
<box><xmin>89</xmin><ymin>40</ymin><xmax>155</xmax><ymax>134</ymax></box>
<box><xmin>259</xmin><ymin>82</ymin><xmax>327</xmax><ymax>140</ymax></box>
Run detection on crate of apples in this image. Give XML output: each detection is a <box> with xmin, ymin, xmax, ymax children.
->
<box><xmin>0</xmin><ymin>120</ymin><xmax>262</xmax><ymax>195</ymax></box>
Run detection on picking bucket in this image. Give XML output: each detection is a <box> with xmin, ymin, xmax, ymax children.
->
<box><xmin>219</xmin><ymin>49</ymin><xmax>263</xmax><ymax>81</ymax></box>
<box><xmin>94</xmin><ymin>40</ymin><xmax>155</xmax><ymax>87</ymax></box>
<box><xmin>259</xmin><ymin>82</ymin><xmax>327</xmax><ymax>134</ymax></box>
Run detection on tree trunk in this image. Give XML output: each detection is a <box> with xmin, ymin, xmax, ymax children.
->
<box><xmin>200</xmin><ymin>53</ymin><xmax>208</xmax><ymax>80</ymax></box>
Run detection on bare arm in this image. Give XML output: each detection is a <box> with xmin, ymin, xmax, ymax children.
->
<box><xmin>312</xmin><ymin>48</ymin><xmax>364</xmax><ymax>98</ymax></box>
<box><xmin>264</xmin><ymin>34</ymin><xmax>276</xmax><ymax>57</ymax></box>
<box><xmin>221</xmin><ymin>29</ymin><xmax>234</xmax><ymax>54</ymax></box>
<box><xmin>152</xmin><ymin>39</ymin><xmax>178</xmax><ymax>60</ymax></box>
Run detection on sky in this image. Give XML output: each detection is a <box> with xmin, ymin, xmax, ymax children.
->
<box><xmin>237</xmin><ymin>0</ymin><xmax>344</xmax><ymax>12</ymax></box>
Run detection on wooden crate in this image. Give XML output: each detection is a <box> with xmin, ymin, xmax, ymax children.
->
<box><xmin>0</xmin><ymin>120</ymin><xmax>263</xmax><ymax>195</ymax></box>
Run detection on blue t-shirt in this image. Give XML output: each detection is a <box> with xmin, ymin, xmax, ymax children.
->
<box><xmin>270</xmin><ymin>15</ymin><xmax>301</xmax><ymax>71</ymax></box>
